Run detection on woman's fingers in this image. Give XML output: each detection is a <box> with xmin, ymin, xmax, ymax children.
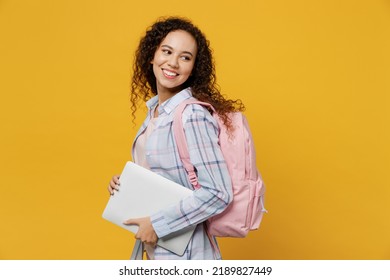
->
<box><xmin>108</xmin><ymin>175</ymin><xmax>120</xmax><ymax>195</ymax></box>
<box><xmin>123</xmin><ymin>218</ymin><xmax>137</xmax><ymax>226</ymax></box>
<box><xmin>123</xmin><ymin>217</ymin><xmax>158</xmax><ymax>245</ymax></box>
<box><xmin>113</xmin><ymin>175</ymin><xmax>120</xmax><ymax>185</ymax></box>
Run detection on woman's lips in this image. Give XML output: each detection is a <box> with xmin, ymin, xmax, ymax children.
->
<box><xmin>162</xmin><ymin>69</ymin><xmax>179</xmax><ymax>79</ymax></box>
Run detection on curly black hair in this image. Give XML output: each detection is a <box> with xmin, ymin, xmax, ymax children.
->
<box><xmin>130</xmin><ymin>16</ymin><xmax>244</xmax><ymax>129</ymax></box>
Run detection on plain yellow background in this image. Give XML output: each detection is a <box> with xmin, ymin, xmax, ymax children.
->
<box><xmin>0</xmin><ymin>0</ymin><xmax>389</xmax><ymax>260</ymax></box>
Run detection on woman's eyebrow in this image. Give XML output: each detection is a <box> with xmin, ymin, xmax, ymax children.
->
<box><xmin>161</xmin><ymin>44</ymin><xmax>194</xmax><ymax>57</ymax></box>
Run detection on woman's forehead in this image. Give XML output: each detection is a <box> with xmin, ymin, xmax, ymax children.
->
<box><xmin>159</xmin><ymin>30</ymin><xmax>198</xmax><ymax>54</ymax></box>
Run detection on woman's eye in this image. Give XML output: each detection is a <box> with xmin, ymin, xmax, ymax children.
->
<box><xmin>162</xmin><ymin>49</ymin><xmax>171</xmax><ymax>55</ymax></box>
<box><xmin>181</xmin><ymin>56</ymin><xmax>191</xmax><ymax>61</ymax></box>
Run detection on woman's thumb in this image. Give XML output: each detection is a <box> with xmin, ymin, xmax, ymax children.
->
<box><xmin>123</xmin><ymin>218</ymin><xmax>138</xmax><ymax>225</ymax></box>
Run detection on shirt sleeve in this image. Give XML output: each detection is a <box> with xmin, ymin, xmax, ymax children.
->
<box><xmin>150</xmin><ymin>108</ymin><xmax>233</xmax><ymax>238</ymax></box>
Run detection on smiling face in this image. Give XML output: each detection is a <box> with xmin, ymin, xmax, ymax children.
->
<box><xmin>151</xmin><ymin>30</ymin><xmax>198</xmax><ymax>99</ymax></box>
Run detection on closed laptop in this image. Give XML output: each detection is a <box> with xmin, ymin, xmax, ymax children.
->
<box><xmin>102</xmin><ymin>161</ymin><xmax>196</xmax><ymax>256</ymax></box>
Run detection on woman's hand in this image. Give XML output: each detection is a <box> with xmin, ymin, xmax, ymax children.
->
<box><xmin>124</xmin><ymin>217</ymin><xmax>158</xmax><ymax>247</ymax></box>
<box><xmin>108</xmin><ymin>175</ymin><xmax>120</xmax><ymax>195</ymax></box>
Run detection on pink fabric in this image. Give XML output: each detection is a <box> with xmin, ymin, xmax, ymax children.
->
<box><xmin>133</xmin><ymin>118</ymin><xmax>157</xmax><ymax>169</ymax></box>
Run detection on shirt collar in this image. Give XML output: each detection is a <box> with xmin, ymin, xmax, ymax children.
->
<box><xmin>146</xmin><ymin>87</ymin><xmax>193</xmax><ymax>116</ymax></box>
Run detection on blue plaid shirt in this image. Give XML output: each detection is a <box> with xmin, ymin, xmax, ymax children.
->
<box><xmin>131</xmin><ymin>88</ymin><xmax>232</xmax><ymax>259</ymax></box>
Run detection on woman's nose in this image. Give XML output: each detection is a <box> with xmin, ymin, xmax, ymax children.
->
<box><xmin>167</xmin><ymin>56</ymin><xmax>179</xmax><ymax>68</ymax></box>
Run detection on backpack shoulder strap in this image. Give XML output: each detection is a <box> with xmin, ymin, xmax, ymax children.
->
<box><xmin>173</xmin><ymin>100</ymin><xmax>216</xmax><ymax>190</ymax></box>
<box><xmin>173</xmin><ymin>100</ymin><xmax>222</xmax><ymax>257</ymax></box>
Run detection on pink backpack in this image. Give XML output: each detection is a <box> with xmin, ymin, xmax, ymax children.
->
<box><xmin>173</xmin><ymin>100</ymin><xmax>267</xmax><ymax>238</ymax></box>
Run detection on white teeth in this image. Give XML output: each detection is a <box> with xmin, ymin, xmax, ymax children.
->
<box><xmin>163</xmin><ymin>69</ymin><xmax>178</xmax><ymax>77</ymax></box>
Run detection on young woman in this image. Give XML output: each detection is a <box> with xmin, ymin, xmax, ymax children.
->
<box><xmin>108</xmin><ymin>17</ymin><xmax>244</xmax><ymax>260</ymax></box>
